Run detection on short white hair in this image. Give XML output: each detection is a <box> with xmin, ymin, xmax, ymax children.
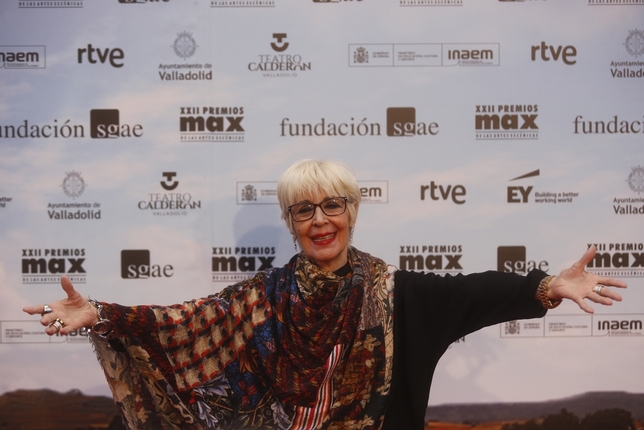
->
<box><xmin>277</xmin><ymin>159</ymin><xmax>361</xmax><ymax>236</ymax></box>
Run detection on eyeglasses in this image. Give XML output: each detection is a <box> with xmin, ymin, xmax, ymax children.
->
<box><xmin>288</xmin><ymin>196</ymin><xmax>349</xmax><ymax>222</ymax></box>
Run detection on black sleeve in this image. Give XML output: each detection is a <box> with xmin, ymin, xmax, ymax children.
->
<box><xmin>383</xmin><ymin>269</ymin><xmax>548</xmax><ymax>430</ymax></box>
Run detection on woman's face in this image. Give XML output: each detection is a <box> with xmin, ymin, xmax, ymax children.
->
<box><xmin>291</xmin><ymin>192</ymin><xmax>352</xmax><ymax>273</ymax></box>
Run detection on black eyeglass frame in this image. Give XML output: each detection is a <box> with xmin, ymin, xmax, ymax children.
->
<box><xmin>287</xmin><ymin>196</ymin><xmax>349</xmax><ymax>222</ymax></box>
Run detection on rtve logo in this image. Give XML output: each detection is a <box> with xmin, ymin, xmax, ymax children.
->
<box><xmin>497</xmin><ymin>246</ymin><xmax>549</xmax><ymax>274</ymax></box>
<box><xmin>507</xmin><ymin>169</ymin><xmax>539</xmax><ymax>203</ymax></box>
<box><xmin>121</xmin><ymin>250</ymin><xmax>174</xmax><ymax>279</ymax></box>
<box><xmin>386</xmin><ymin>107</ymin><xmax>439</xmax><ymax>137</ymax></box>
<box><xmin>77</xmin><ymin>44</ymin><xmax>124</xmax><ymax>68</ymax></box>
<box><xmin>420</xmin><ymin>182</ymin><xmax>466</xmax><ymax>204</ymax></box>
<box><xmin>90</xmin><ymin>109</ymin><xmax>143</xmax><ymax>138</ymax></box>
<box><xmin>531</xmin><ymin>42</ymin><xmax>577</xmax><ymax>65</ymax></box>
<box><xmin>271</xmin><ymin>33</ymin><xmax>289</xmax><ymax>52</ymax></box>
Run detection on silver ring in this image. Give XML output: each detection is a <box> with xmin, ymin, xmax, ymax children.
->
<box><xmin>593</xmin><ymin>285</ymin><xmax>604</xmax><ymax>295</ymax></box>
<box><xmin>41</xmin><ymin>304</ymin><xmax>53</xmax><ymax>316</ymax></box>
<box><xmin>49</xmin><ymin>320</ymin><xmax>63</xmax><ymax>332</ymax></box>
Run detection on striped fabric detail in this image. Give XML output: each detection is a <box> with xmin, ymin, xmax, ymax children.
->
<box><xmin>290</xmin><ymin>343</ymin><xmax>343</xmax><ymax>429</ymax></box>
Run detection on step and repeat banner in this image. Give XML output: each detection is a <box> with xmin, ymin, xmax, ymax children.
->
<box><xmin>1</xmin><ymin>0</ymin><xmax>643</xmax><ymax>418</ymax></box>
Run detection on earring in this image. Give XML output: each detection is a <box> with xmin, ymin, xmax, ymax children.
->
<box><xmin>349</xmin><ymin>226</ymin><xmax>354</xmax><ymax>243</ymax></box>
<box><xmin>293</xmin><ymin>237</ymin><xmax>298</xmax><ymax>252</ymax></box>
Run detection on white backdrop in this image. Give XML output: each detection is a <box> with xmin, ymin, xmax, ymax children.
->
<box><xmin>1</xmin><ymin>0</ymin><xmax>643</xmax><ymax>412</ymax></box>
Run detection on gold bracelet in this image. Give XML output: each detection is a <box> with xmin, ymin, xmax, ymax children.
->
<box><xmin>536</xmin><ymin>275</ymin><xmax>561</xmax><ymax>309</ymax></box>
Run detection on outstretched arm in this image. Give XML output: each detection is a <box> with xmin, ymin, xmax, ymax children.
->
<box><xmin>545</xmin><ymin>245</ymin><xmax>627</xmax><ymax>314</ymax></box>
<box><xmin>22</xmin><ymin>276</ymin><xmax>98</xmax><ymax>335</ymax></box>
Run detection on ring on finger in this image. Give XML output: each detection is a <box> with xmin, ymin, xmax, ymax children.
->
<box><xmin>49</xmin><ymin>318</ymin><xmax>65</xmax><ymax>332</ymax></box>
<box><xmin>41</xmin><ymin>304</ymin><xmax>53</xmax><ymax>316</ymax></box>
<box><xmin>593</xmin><ymin>285</ymin><xmax>604</xmax><ymax>295</ymax></box>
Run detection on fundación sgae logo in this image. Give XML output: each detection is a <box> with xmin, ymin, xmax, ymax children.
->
<box><xmin>21</xmin><ymin>248</ymin><xmax>87</xmax><ymax>285</ymax></box>
<box><xmin>279</xmin><ymin>107</ymin><xmax>439</xmax><ymax>138</ymax></box>
<box><xmin>0</xmin><ymin>109</ymin><xmax>143</xmax><ymax>140</ymax></box>
<box><xmin>158</xmin><ymin>32</ymin><xmax>213</xmax><ymax>81</ymax></box>
<box><xmin>179</xmin><ymin>105</ymin><xmax>245</xmax><ymax>142</ymax></box>
<box><xmin>138</xmin><ymin>172</ymin><xmax>202</xmax><ymax>216</ymax></box>
<box><xmin>121</xmin><ymin>250</ymin><xmax>174</xmax><ymax>279</ymax></box>
<box><xmin>212</xmin><ymin>246</ymin><xmax>276</xmax><ymax>282</ymax></box>
<box><xmin>248</xmin><ymin>33</ymin><xmax>311</xmax><ymax>78</ymax></box>
<box><xmin>47</xmin><ymin>171</ymin><xmax>102</xmax><ymax>220</ymax></box>
<box><xmin>497</xmin><ymin>246</ymin><xmax>548</xmax><ymax>274</ymax></box>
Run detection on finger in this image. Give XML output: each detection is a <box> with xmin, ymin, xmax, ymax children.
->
<box><xmin>22</xmin><ymin>305</ymin><xmax>44</xmax><ymax>315</ymax></box>
<box><xmin>575</xmin><ymin>297</ymin><xmax>595</xmax><ymax>314</ymax></box>
<box><xmin>596</xmin><ymin>277</ymin><xmax>628</xmax><ymax>289</ymax></box>
<box><xmin>573</xmin><ymin>245</ymin><xmax>597</xmax><ymax>270</ymax></box>
<box><xmin>60</xmin><ymin>275</ymin><xmax>82</xmax><ymax>301</ymax></box>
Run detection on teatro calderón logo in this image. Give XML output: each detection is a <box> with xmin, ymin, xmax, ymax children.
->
<box><xmin>248</xmin><ymin>33</ymin><xmax>311</xmax><ymax>78</ymax></box>
<box><xmin>609</xmin><ymin>29</ymin><xmax>644</xmax><ymax>79</ymax></box>
<box><xmin>0</xmin><ymin>45</ymin><xmax>46</xmax><ymax>69</ymax></box>
<box><xmin>280</xmin><ymin>107</ymin><xmax>439</xmax><ymax>138</ymax></box>
<box><xmin>612</xmin><ymin>165</ymin><xmax>644</xmax><ymax>216</ymax></box>
<box><xmin>138</xmin><ymin>172</ymin><xmax>202</xmax><ymax>216</ymax></box>
<box><xmin>179</xmin><ymin>106</ymin><xmax>245</xmax><ymax>142</ymax></box>
<box><xmin>507</xmin><ymin>169</ymin><xmax>579</xmax><ymax>204</ymax></box>
<box><xmin>212</xmin><ymin>246</ymin><xmax>276</xmax><ymax>282</ymax></box>
<box><xmin>158</xmin><ymin>32</ymin><xmax>213</xmax><ymax>81</ymax></box>
<box><xmin>475</xmin><ymin>104</ymin><xmax>539</xmax><ymax>140</ymax></box>
<box><xmin>398</xmin><ymin>244</ymin><xmax>464</xmax><ymax>275</ymax></box>
<box><xmin>21</xmin><ymin>248</ymin><xmax>87</xmax><ymax>285</ymax></box>
<box><xmin>47</xmin><ymin>171</ymin><xmax>102</xmax><ymax>221</ymax></box>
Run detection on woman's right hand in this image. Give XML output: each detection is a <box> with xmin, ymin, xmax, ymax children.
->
<box><xmin>22</xmin><ymin>275</ymin><xmax>98</xmax><ymax>336</ymax></box>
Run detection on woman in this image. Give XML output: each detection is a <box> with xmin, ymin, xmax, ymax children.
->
<box><xmin>24</xmin><ymin>159</ymin><xmax>626</xmax><ymax>430</ymax></box>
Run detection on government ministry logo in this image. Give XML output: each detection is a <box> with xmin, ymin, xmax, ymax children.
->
<box><xmin>353</xmin><ymin>47</ymin><xmax>368</xmax><ymax>64</ymax></box>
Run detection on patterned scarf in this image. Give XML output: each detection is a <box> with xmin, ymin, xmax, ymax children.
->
<box><xmin>92</xmin><ymin>247</ymin><xmax>395</xmax><ymax>429</ymax></box>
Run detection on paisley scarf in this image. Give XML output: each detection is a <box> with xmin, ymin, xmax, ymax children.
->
<box><xmin>92</xmin><ymin>247</ymin><xmax>395</xmax><ymax>429</ymax></box>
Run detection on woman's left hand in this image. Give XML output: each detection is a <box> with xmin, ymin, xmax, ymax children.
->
<box><xmin>547</xmin><ymin>245</ymin><xmax>627</xmax><ymax>314</ymax></box>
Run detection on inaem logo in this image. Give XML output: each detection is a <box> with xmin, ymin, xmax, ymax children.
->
<box><xmin>507</xmin><ymin>169</ymin><xmax>539</xmax><ymax>203</ymax></box>
<box><xmin>271</xmin><ymin>33</ymin><xmax>289</xmax><ymax>52</ymax></box>
<box><xmin>121</xmin><ymin>250</ymin><xmax>174</xmax><ymax>279</ymax></box>
<box><xmin>386</xmin><ymin>107</ymin><xmax>439</xmax><ymax>137</ymax></box>
<box><xmin>497</xmin><ymin>246</ymin><xmax>549</xmax><ymax>274</ymax></box>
